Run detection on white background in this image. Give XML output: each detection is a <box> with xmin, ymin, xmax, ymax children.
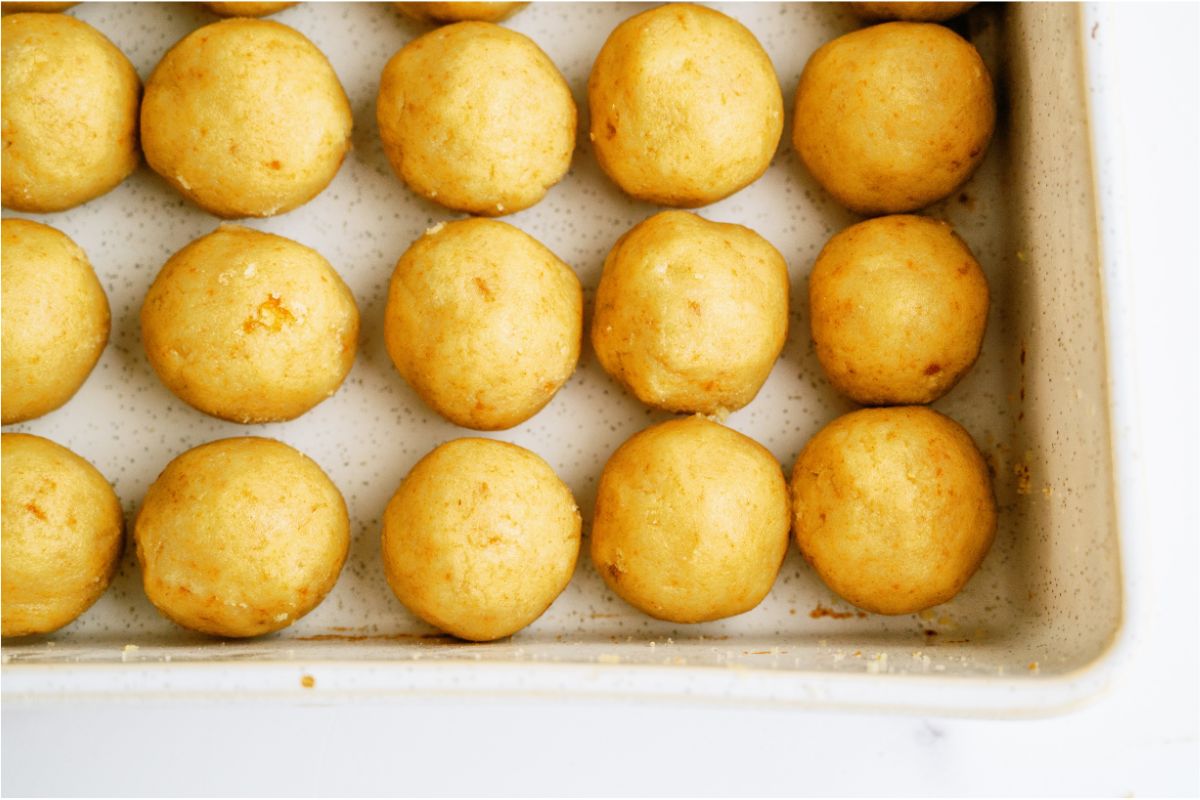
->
<box><xmin>3</xmin><ymin>2</ymin><xmax>1198</xmax><ymax>796</ymax></box>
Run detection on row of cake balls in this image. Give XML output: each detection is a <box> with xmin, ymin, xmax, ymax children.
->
<box><xmin>2</xmin><ymin>1</ymin><xmax>994</xmax><ymax>222</ymax></box>
<box><xmin>1</xmin><ymin>206</ymin><xmax>989</xmax><ymax>434</ymax></box>
<box><xmin>1</xmin><ymin>401</ymin><xmax>995</xmax><ymax>640</ymax></box>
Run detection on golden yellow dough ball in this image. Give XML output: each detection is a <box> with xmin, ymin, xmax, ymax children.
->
<box><xmin>792</xmin><ymin>22</ymin><xmax>995</xmax><ymax>215</ymax></box>
<box><xmin>1</xmin><ymin>3</ymin><xmax>78</xmax><ymax>13</ymax></box>
<box><xmin>1</xmin><ymin>13</ymin><xmax>140</xmax><ymax>212</ymax></box>
<box><xmin>141</xmin><ymin>225</ymin><xmax>359</xmax><ymax>424</ymax></box>
<box><xmin>376</xmin><ymin>22</ymin><xmax>575</xmax><ymax>216</ymax></box>
<box><xmin>588</xmin><ymin>3</ymin><xmax>783</xmax><ymax>207</ymax></box>
<box><xmin>2</xmin><ymin>434</ymin><xmax>123</xmax><ymax>637</ymax></box>
<box><xmin>1</xmin><ymin>219</ymin><xmax>109</xmax><ymax>424</ymax></box>
<box><xmin>203</xmin><ymin>2</ymin><xmax>297</xmax><ymax>16</ymax></box>
<box><xmin>382</xmin><ymin>438</ymin><xmax>581</xmax><ymax>642</ymax></box>
<box><xmin>592</xmin><ymin>211</ymin><xmax>789</xmax><ymax>415</ymax></box>
<box><xmin>809</xmin><ymin>215</ymin><xmax>989</xmax><ymax>405</ymax></box>
<box><xmin>384</xmin><ymin>218</ymin><xmax>582</xmax><ymax>430</ymax></box>
<box><xmin>141</xmin><ymin>19</ymin><xmax>352</xmax><ymax>218</ymax></box>
<box><xmin>591</xmin><ymin>416</ymin><xmax>790</xmax><ymax>624</ymax></box>
<box><xmin>134</xmin><ymin>437</ymin><xmax>349</xmax><ymax>638</ymax></box>
<box><xmin>847</xmin><ymin>2</ymin><xmax>976</xmax><ymax>21</ymax></box>
<box><xmin>791</xmin><ymin>406</ymin><xmax>996</xmax><ymax>615</ymax></box>
<box><xmin>393</xmin><ymin>2</ymin><xmax>526</xmax><ymax>23</ymax></box>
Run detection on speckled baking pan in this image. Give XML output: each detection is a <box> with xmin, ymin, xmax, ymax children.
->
<box><xmin>2</xmin><ymin>2</ymin><xmax>1123</xmax><ymax>714</ymax></box>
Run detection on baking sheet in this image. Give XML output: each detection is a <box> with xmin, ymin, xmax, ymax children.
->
<box><xmin>2</xmin><ymin>2</ymin><xmax>1121</xmax><ymax>684</ymax></box>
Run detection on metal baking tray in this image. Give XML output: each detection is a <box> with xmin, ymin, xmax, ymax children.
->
<box><xmin>2</xmin><ymin>2</ymin><xmax>1124</xmax><ymax>715</ymax></box>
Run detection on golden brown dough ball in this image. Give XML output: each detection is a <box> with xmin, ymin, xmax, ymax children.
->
<box><xmin>588</xmin><ymin>3</ymin><xmax>783</xmax><ymax>207</ymax></box>
<box><xmin>1</xmin><ymin>13</ymin><xmax>140</xmax><ymax>212</ymax></box>
<box><xmin>393</xmin><ymin>2</ymin><xmax>526</xmax><ymax>23</ymax></box>
<box><xmin>134</xmin><ymin>437</ymin><xmax>349</xmax><ymax>638</ymax></box>
<box><xmin>2</xmin><ymin>219</ymin><xmax>109</xmax><ymax>424</ymax></box>
<box><xmin>141</xmin><ymin>225</ymin><xmax>359</xmax><ymax>423</ymax></box>
<box><xmin>382</xmin><ymin>438</ymin><xmax>581</xmax><ymax>641</ymax></box>
<box><xmin>809</xmin><ymin>215</ymin><xmax>988</xmax><ymax>405</ymax></box>
<box><xmin>847</xmin><ymin>2</ymin><xmax>976</xmax><ymax>21</ymax></box>
<box><xmin>1</xmin><ymin>3</ymin><xmax>78</xmax><ymax>13</ymax></box>
<box><xmin>791</xmin><ymin>406</ymin><xmax>996</xmax><ymax>615</ymax></box>
<box><xmin>792</xmin><ymin>22</ymin><xmax>994</xmax><ymax>215</ymax></box>
<box><xmin>384</xmin><ymin>218</ymin><xmax>582</xmax><ymax>430</ymax></box>
<box><xmin>1</xmin><ymin>434</ymin><xmax>123</xmax><ymax>637</ymax></box>
<box><xmin>592</xmin><ymin>211</ymin><xmax>789</xmax><ymax>415</ymax></box>
<box><xmin>141</xmin><ymin>19</ymin><xmax>352</xmax><ymax>218</ymax></box>
<box><xmin>591</xmin><ymin>416</ymin><xmax>790</xmax><ymax>623</ymax></box>
<box><xmin>203</xmin><ymin>2</ymin><xmax>297</xmax><ymax>16</ymax></box>
<box><xmin>376</xmin><ymin>22</ymin><xmax>575</xmax><ymax>216</ymax></box>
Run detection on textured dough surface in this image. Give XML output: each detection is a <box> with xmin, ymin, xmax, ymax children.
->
<box><xmin>377</xmin><ymin>21</ymin><xmax>575</xmax><ymax>216</ymax></box>
<box><xmin>382</xmin><ymin>438</ymin><xmax>581</xmax><ymax>641</ymax></box>
<box><xmin>847</xmin><ymin>2</ymin><xmax>976</xmax><ymax>21</ymax></box>
<box><xmin>591</xmin><ymin>416</ymin><xmax>790</xmax><ymax>623</ymax></box>
<box><xmin>791</xmin><ymin>406</ymin><xmax>996</xmax><ymax>615</ymax></box>
<box><xmin>384</xmin><ymin>218</ymin><xmax>582</xmax><ymax>430</ymax></box>
<box><xmin>1</xmin><ymin>3</ymin><xmax>78</xmax><ymax>13</ymax></box>
<box><xmin>203</xmin><ymin>2</ymin><xmax>297</xmax><ymax>16</ymax></box>
<box><xmin>134</xmin><ymin>437</ymin><xmax>349</xmax><ymax>638</ymax></box>
<box><xmin>2</xmin><ymin>434</ymin><xmax>123</xmax><ymax>637</ymax></box>
<box><xmin>792</xmin><ymin>21</ymin><xmax>994</xmax><ymax>215</ymax></box>
<box><xmin>809</xmin><ymin>214</ymin><xmax>989</xmax><ymax>405</ymax></box>
<box><xmin>141</xmin><ymin>225</ymin><xmax>359</xmax><ymax>423</ymax></box>
<box><xmin>587</xmin><ymin>3</ymin><xmax>783</xmax><ymax>207</ymax></box>
<box><xmin>2</xmin><ymin>219</ymin><xmax>110</xmax><ymax>424</ymax></box>
<box><xmin>393</xmin><ymin>2</ymin><xmax>526</xmax><ymax>23</ymax></box>
<box><xmin>140</xmin><ymin>18</ymin><xmax>352</xmax><ymax>218</ymax></box>
<box><xmin>1</xmin><ymin>13</ymin><xmax>140</xmax><ymax>212</ymax></box>
<box><xmin>592</xmin><ymin>210</ymin><xmax>789</xmax><ymax>414</ymax></box>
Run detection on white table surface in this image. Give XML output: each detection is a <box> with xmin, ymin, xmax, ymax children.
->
<box><xmin>3</xmin><ymin>3</ymin><xmax>1197</xmax><ymax>796</ymax></box>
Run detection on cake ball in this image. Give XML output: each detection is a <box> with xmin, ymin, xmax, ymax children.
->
<box><xmin>1</xmin><ymin>13</ymin><xmax>140</xmax><ymax>212</ymax></box>
<box><xmin>591</xmin><ymin>416</ymin><xmax>790</xmax><ymax>623</ymax></box>
<box><xmin>377</xmin><ymin>22</ymin><xmax>575</xmax><ymax>216</ymax></box>
<box><xmin>384</xmin><ymin>218</ymin><xmax>582</xmax><ymax>430</ymax></box>
<box><xmin>587</xmin><ymin>3</ymin><xmax>783</xmax><ymax>207</ymax></box>
<box><xmin>393</xmin><ymin>2</ymin><xmax>526</xmax><ymax>23</ymax></box>
<box><xmin>141</xmin><ymin>225</ymin><xmax>359</xmax><ymax>423</ymax></box>
<box><xmin>809</xmin><ymin>215</ymin><xmax>989</xmax><ymax>405</ymax></box>
<box><xmin>141</xmin><ymin>19</ymin><xmax>352</xmax><ymax>218</ymax></box>
<box><xmin>592</xmin><ymin>211</ymin><xmax>789</xmax><ymax>415</ymax></box>
<box><xmin>382</xmin><ymin>438</ymin><xmax>581</xmax><ymax>641</ymax></box>
<box><xmin>203</xmin><ymin>2</ymin><xmax>297</xmax><ymax>16</ymax></box>
<box><xmin>135</xmin><ymin>437</ymin><xmax>349</xmax><ymax>638</ymax></box>
<box><xmin>846</xmin><ymin>2</ymin><xmax>976</xmax><ymax>21</ymax></box>
<box><xmin>793</xmin><ymin>22</ymin><xmax>995</xmax><ymax>214</ymax></box>
<box><xmin>2</xmin><ymin>219</ymin><xmax>109</xmax><ymax>424</ymax></box>
<box><xmin>1</xmin><ymin>434</ymin><xmax>123</xmax><ymax>637</ymax></box>
<box><xmin>791</xmin><ymin>406</ymin><xmax>996</xmax><ymax>615</ymax></box>
<box><xmin>1</xmin><ymin>3</ymin><xmax>78</xmax><ymax>13</ymax></box>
